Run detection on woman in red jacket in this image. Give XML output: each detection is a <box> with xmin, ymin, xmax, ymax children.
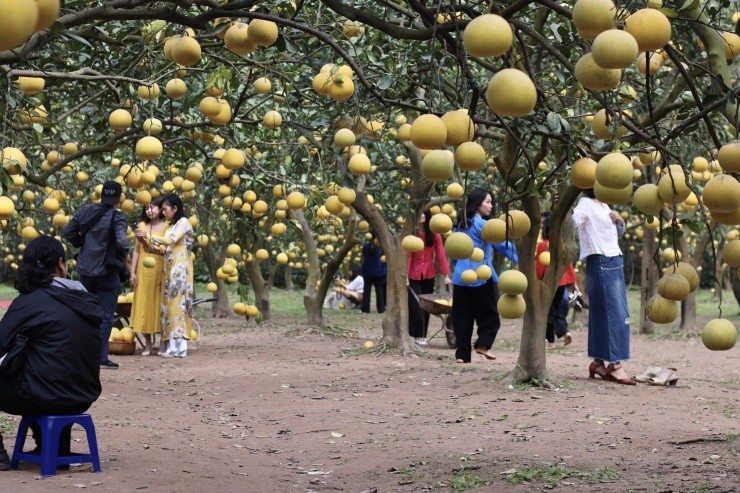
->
<box><xmin>407</xmin><ymin>210</ymin><xmax>451</xmax><ymax>345</ymax></box>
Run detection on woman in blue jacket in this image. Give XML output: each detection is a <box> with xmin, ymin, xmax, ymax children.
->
<box><xmin>451</xmin><ymin>188</ymin><xmax>518</xmax><ymax>363</ymax></box>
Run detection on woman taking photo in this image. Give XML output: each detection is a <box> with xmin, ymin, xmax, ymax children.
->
<box><xmin>407</xmin><ymin>209</ymin><xmax>450</xmax><ymax>345</ymax></box>
<box><xmin>130</xmin><ymin>198</ymin><xmax>166</xmax><ymax>355</ymax></box>
<box><xmin>136</xmin><ymin>194</ymin><xmax>194</xmax><ymax>358</ymax></box>
<box><xmin>451</xmin><ymin>188</ymin><xmax>517</xmax><ymax>363</ymax></box>
<box><xmin>0</xmin><ymin>236</ymin><xmax>103</xmax><ymax>469</ymax></box>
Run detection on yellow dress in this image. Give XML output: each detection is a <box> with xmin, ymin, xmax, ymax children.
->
<box><xmin>130</xmin><ymin>222</ymin><xmax>165</xmax><ymax>335</ymax></box>
<box><xmin>150</xmin><ymin>217</ymin><xmax>193</xmax><ymax>357</ymax></box>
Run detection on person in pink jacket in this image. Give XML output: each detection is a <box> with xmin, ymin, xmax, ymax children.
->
<box><xmin>407</xmin><ymin>210</ymin><xmax>451</xmax><ymax>345</ymax></box>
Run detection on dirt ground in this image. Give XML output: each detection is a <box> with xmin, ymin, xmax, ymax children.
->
<box><xmin>2</xmin><ymin>305</ymin><xmax>738</xmax><ymax>493</ymax></box>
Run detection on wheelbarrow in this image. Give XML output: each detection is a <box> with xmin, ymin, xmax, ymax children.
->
<box><xmin>408</xmin><ymin>289</ymin><xmax>457</xmax><ymax>349</ymax></box>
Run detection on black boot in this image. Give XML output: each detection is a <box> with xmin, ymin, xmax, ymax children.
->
<box><xmin>0</xmin><ymin>433</ymin><xmax>10</xmax><ymax>471</ymax></box>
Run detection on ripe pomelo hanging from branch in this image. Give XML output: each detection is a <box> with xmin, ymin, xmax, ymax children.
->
<box><xmin>485</xmin><ymin>69</ymin><xmax>537</xmax><ymax>117</ymax></box>
<box><xmin>462</xmin><ymin>14</ymin><xmax>513</xmax><ymax>57</ymax></box>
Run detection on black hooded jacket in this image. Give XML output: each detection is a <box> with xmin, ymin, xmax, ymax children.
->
<box><xmin>0</xmin><ymin>282</ymin><xmax>103</xmax><ymax>408</ymax></box>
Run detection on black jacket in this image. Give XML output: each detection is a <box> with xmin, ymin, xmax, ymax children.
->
<box><xmin>64</xmin><ymin>203</ymin><xmax>130</xmax><ymax>277</ymax></box>
<box><xmin>0</xmin><ymin>283</ymin><xmax>103</xmax><ymax>407</ymax></box>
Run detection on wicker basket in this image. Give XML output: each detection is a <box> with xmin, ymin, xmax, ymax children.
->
<box><xmin>108</xmin><ymin>340</ymin><xmax>136</xmax><ymax>355</ymax></box>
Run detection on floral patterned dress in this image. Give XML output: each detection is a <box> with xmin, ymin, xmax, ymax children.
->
<box><xmin>150</xmin><ymin>217</ymin><xmax>193</xmax><ymax>357</ymax></box>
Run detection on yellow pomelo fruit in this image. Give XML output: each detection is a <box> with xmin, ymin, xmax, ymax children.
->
<box><xmin>663</xmin><ymin>262</ymin><xmax>699</xmax><ymax>293</ymax></box>
<box><xmin>498</xmin><ymin>294</ymin><xmax>526</xmax><ymax>319</ymax></box>
<box><xmin>441</xmin><ymin>109</ymin><xmax>474</xmax><ymax>146</ymax></box>
<box><xmin>657</xmin><ymin>165</ymin><xmax>691</xmax><ymax>203</ymax></box>
<box><xmin>624</xmin><ymin>8</ymin><xmax>672</xmax><ymax>53</ymax></box>
<box><xmin>711</xmin><ymin>207</ymin><xmax>740</xmax><ymax>226</ymax></box>
<box><xmin>35</xmin><ymin>0</ymin><xmax>60</xmax><ymax>32</ymax></box>
<box><xmin>325</xmin><ymin>195</ymin><xmax>343</xmax><ymax>215</ymax></box>
<box><xmin>646</xmin><ymin>295</ymin><xmax>678</xmax><ymax>324</ymax></box>
<box><xmin>233</xmin><ymin>302</ymin><xmax>247</xmax><ymax>315</ymax></box>
<box><xmin>108</xmin><ymin>109</ymin><xmax>132</xmax><ymax>130</ymax></box>
<box><xmin>52</xmin><ymin>213</ymin><xmax>67</xmax><ymax>227</ymax></box>
<box><xmin>594</xmin><ymin>181</ymin><xmax>632</xmax><ymax>204</ymax></box>
<box><xmin>253</xmin><ymin>77</ymin><xmax>272</xmax><ymax>94</ymax></box>
<box><xmin>109</xmin><ymin>327</ymin><xmax>122</xmax><ymax>342</ymax></box>
<box><xmin>142</xmin><ymin>257</ymin><xmax>157</xmax><ymax>268</ymax></box>
<box><xmin>312</xmin><ymin>72</ymin><xmax>333</xmax><ymax>96</ymax></box>
<box><xmin>633</xmin><ymin>183</ymin><xmax>664</xmax><ymax>216</ymax></box>
<box><xmin>334</xmin><ymin>128</ymin><xmax>356</xmax><ymax>147</ymax></box>
<box><xmin>222</xmin><ymin>148</ymin><xmax>245</xmax><ymax>169</ymax></box>
<box><xmin>226</xmin><ymin>244</ymin><xmax>241</xmax><ymax>257</ymax></box>
<box><xmin>498</xmin><ymin>269</ymin><xmax>528</xmax><ymax>295</ymax></box>
<box><xmin>43</xmin><ymin>197</ymin><xmax>60</xmax><ymax>213</ymax></box>
<box><xmin>701</xmin><ymin>318</ymin><xmax>737</xmax><ymax>351</ymax></box>
<box><xmin>248</xmin><ymin>19</ymin><xmax>279</xmax><ymax>46</ymax></box>
<box><xmin>500</xmin><ymin>210</ymin><xmax>531</xmax><ymax>239</ymax></box>
<box><xmin>446</xmin><ymin>182</ymin><xmax>464</xmax><ymax>199</ymax></box>
<box><xmin>337</xmin><ymin>187</ymin><xmax>356</xmax><ymax>204</ymax></box>
<box><xmin>481</xmin><ymin>218</ymin><xmax>507</xmax><ymax>243</ymax></box>
<box><xmin>455</xmin><ymin>142</ymin><xmax>486</xmax><ymax>171</ymax></box>
<box><xmin>538</xmin><ymin>251</ymin><xmax>551</xmax><ymax>266</ymax></box>
<box><xmin>460</xmin><ymin>269</ymin><xmax>478</xmax><ymax>284</ymax></box>
<box><xmin>470</xmin><ymin>248</ymin><xmax>485</xmax><ymax>263</ymax></box>
<box><xmin>444</xmin><ymin>232</ymin><xmax>474</xmax><ymax>259</ymax></box>
<box><xmin>657</xmin><ymin>273</ymin><xmax>690</xmax><ymax>301</ymax></box>
<box><xmin>271</xmin><ymin>223</ymin><xmax>286</xmax><ymax>235</ymax></box>
<box><xmin>255</xmin><ymin>249</ymin><xmax>269</xmax><ymax>261</ymax></box>
<box><xmin>396</xmin><ymin>123</ymin><xmax>411</xmax><ymax>142</ymax></box>
<box><xmin>165</xmin><ymin>78</ymin><xmax>187</xmax><ymax>99</ymax></box>
<box><xmin>172</xmin><ymin>35</ymin><xmax>201</xmax><ymax>66</ymax></box>
<box><xmin>224</xmin><ymin>23</ymin><xmax>254</xmax><ymax>55</ymax></box>
<box><xmin>402</xmin><ymin>235</ymin><xmax>424</xmax><ymax>253</ymax></box>
<box><xmin>21</xmin><ymin>226</ymin><xmax>39</xmax><ymax>241</ymax></box>
<box><xmin>199</xmin><ymin>96</ymin><xmax>221</xmax><ymax>116</ymax></box>
<box><xmin>410</xmin><ymin>114</ymin><xmax>447</xmax><ymax>150</ymax></box>
<box><xmin>208</xmin><ymin>99</ymin><xmax>232</xmax><ymax>125</ymax></box>
<box><xmin>329</xmin><ymin>74</ymin><xmax>355</xmax><ymax>101</ymax></box>
<box><xmin>120</xmin><ymin>327</ymin><xmax>135</xmax><ymax>343</ymax></box>
<box><xmin>486</xmin><ymin>69</ymin><xmax>537</xmax><ymax>117</ymax></box>
<box><xmin>263</xmin><ymin>110</ymin><xmax>282</xmax><ymax>128</ymax></box>
<box><xmin>286</xmin><ymin>191</ymin><xmax>306</xmax><ymax>209</ymax></box>
<box><xmin>462</xmin><ymin>14</ymin><xmax>513</xmax><ymax>57</ymax></box>
<box><xmin>276</xmin><ymin>252</ymin><xmax>289</xmax><ymax>264</ymax></box>
<box><xmin>245</xmin><ymin>305</ymin><xmax>259</xmax><ymax>317</ymax></box>
<box><xmin>421</xmin><ymin>150</ymin><xmax>454</xmax><ymax>181</ymax></box>
<box><xmin>138</xmin><ymin>83</ymin><xmax>160</xmax><ymax>100</ymax></box>
<box><xmin>718</xmin><ymin>141</ymin><xmax>740</xmax><ymax>173</ymax></box>
<box><xmin>15</xmin><ymin>76</ymin><xmax>45</xmax><ymax>95</ymax></box>
<box><xmin>143</xmin><ymin>118</ymin><xmax>163</xmax><ymax>135</ymax></box>
<box><xmin>596</xmin><ymin>152</ymin><xmax>633</xmax><ymax>188</ymax></box>
<box><xmin>591</xmin><ymin>109</ymin><xmax>626</xmax><ymax>140</ymax></box>
<box><xmin>591</xmin><ymin>29</ymin><xmax>639</xmax><ymax>69</ymax></box>
<box><xmin>206</xmin><ymin>282</ymin><xmax>218</xmax><ymax>293</ymax></box>
<box><xmin>723</xmin><ymin>239</ymin><xmax>740</xmax><ymax>267</ymax></box>
<box><xmin>253</xmin><ymin>199</ymin><xmax>268</xmax><ymax>214</ymax></box>
<box><xmin>702</xmin><ymin>174</ymin><xmax>740</xmax><ymax>213</ymax></box>
<box><xmin>572</xmin><ymin>0</ymin><xmax>616</xmax><ymax>40</ymax></box>
<box><xmin>575</xmin><ymin>53</ymin><xmax>621</xmax><ymax>91</ymax></box>
<box><xmin>429</xmin><ymin>213</ymin><xmax>453</xmax><ymax>234</ymax></box>
<box><xmin>570</xmin><ymin>157</ymin><xmax>597</xmax><ymax>189</ymax></box>
<box><xmin>0</xmin><ymin>0</ymin><xmax>38</xmax><ymax>51</ymax></box>
<box><xmin>636</xmin><ymin>52</ymin><xmax>663</xmax><ymax>75</ymax></box>
<box><xmin>0</xmin><ymin>196</ymin><xmax>16</xmax><ymax>220</ymax></box>
<box><xmin>476</xmin><ymin>264</ymin><xmax>493</xmax><ymax>281</ymax></box>
<box><xmin>2</xmin><ymin>147</ymin><xmax>28</xmax><ymax>175</ymax></box>
<box><xmin>348</xmin><ymin>153</ymin><xmax>372</xmax><ymax>175</ymax></box>
<box><xmin>135</xmin><ymin>136</ymin><xmax>163</xmax><ymax>160</ymax></box>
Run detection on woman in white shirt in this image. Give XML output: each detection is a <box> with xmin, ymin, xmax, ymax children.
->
<box><xmin>572</xmin><ymin>189</ymin><xmax>635</xmax><ymax>385</ymax></box>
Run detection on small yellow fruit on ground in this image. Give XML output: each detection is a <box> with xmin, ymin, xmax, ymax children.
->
<box><xmin>363</xmin><ymin>340</ymin><xmax>375</xmax><ymax>350</ymax></box>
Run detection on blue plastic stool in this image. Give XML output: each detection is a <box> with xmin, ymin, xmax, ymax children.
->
<box><xmin>10</xmin><ymin>414</ymin><xmax>101</xmax><ymax>476</ymax></box>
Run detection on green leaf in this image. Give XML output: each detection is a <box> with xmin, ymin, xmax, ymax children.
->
<box><xmin>660</xmin><ymin>7</ymin><xmax>679</xmax><ymax>18</ymax></box>
<box><xmin>63</xmin><ymin>32</ymin><xmax>93</xmax><ymax>48</ymax></box>
<box><xmin>678</xmin><ymin>0</ymin><xmax>700</xmax><ymax>12</ymax></box>
<box><xmin>377</xmin><ymin>75</ymin><xmax>393</xmax><ymax>90</ymax></box>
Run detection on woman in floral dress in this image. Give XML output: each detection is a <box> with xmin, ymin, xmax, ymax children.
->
<box><xmin>136</xmin><ymin>194</ymin><xmax>193</xmax><ymax>358</ymax></box>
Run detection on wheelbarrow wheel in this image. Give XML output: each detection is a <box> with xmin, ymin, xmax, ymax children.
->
<box><xmin>445</xmin><ymin>316</ymin><xmax>456</xmax><ymax>349</ymax></box>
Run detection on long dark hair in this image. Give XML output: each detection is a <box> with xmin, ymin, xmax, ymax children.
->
<box><xmin>162</xmin><ymin>194</ymin><xmax>186</xmax><ymax>224</ymax></box>
<box><xmin>15</xmin><ymin>236</ymin><xmax>66</xmax><ymax>294</ymax></box>
<box><xmin>139</xmin><ymin>197</ymin><xmax>164</xmax><ymax>223</ymax></box>
<box><xmin>420</xmin><ymin>209</ymin><xmax>435</xmax><ymax>247</ymax></box>
<box><xmin>541</xmin><ymin>211</ymin><xmax>552</xmax><ymax>240</ymax></box>
<box><xmin>349</xmin><ymin>264</ymin><xmax>361</xmax><ymax>280</ymax></box>
<box><xmin>457</xmin><ymin>187</ymin><xmax>490</xmax><ymax>229</ymax></box>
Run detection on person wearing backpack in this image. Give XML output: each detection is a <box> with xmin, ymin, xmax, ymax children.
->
<box><xmin>64</xmin><ymin>181</ymin><xmax>130</xmax><ymax>370</ymax></box>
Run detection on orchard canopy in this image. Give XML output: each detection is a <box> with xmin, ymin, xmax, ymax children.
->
<box><xmin>0</xmin><ymin>0</ymin><xmax>738</xmax><ymax>381</ymax></box>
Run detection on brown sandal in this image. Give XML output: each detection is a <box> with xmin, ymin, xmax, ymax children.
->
<box><xmin>606</xmin><ymin>363</ymin><xmax>636</xmax><ymax>386</ymax></box>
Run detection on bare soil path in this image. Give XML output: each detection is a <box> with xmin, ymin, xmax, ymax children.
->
<box><xmin>2</xmin><ymin>308</ymin><xmax>738</xmax><ymax>493</ymax></box>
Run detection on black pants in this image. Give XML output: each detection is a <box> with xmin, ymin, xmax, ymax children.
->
<box><xmin>408</xmin><ymin>279</ymin><xmax>435</xmax><ymax>338</ymax></box>
<box><xmin>361</xmin><ymin>276</ymin><xmax>386</xmax><ymax>313</ymax></box>
<box><xmin>451</xmin><ymin>281</ymin><xmax>501</xmax><ymax>362</ymax></box>
<box><xmin>546</xmin><ymin>285</ymin><xmax>570</xmax><ymax>343</ymax></box>
<box><xmin>0</xmin><ymin>377</ymin><xmax>91</xmax><ymax>452</ymax></box>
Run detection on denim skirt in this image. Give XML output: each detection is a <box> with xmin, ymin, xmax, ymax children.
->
<box><xmin>585</xmin><ymin>254</ymin><xmax>630</xmax><ymax>362</ymax></box>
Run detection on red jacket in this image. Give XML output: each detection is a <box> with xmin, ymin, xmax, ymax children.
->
<box><xmin>407</xmin><ymin>232</ymin><xmax>450</xmax><ymax>280</ymax></box>
<box><xmin>536</xmin><ymin>239</ymin><xmax>576</xmax><ymax>285</ymax></box>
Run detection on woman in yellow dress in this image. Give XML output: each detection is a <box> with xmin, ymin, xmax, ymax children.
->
<box><xmin>136</xmin><ymin>194</ymin><xmax>193</xmax><ymax>358</ymax></box>
<box><xmin>130</xmin><ymin>198</ymin><xmax>166</xmax><ymax>355</ymax></box>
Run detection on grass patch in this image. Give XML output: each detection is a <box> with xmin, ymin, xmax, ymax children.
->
<box><xmin>505</xmin><ymin>463</ymin><xmax>619</xmax><ymax>487</ymax></box>
<box><xmin>0</xmin><ymin>414</ymin><xmax>17</xmax><ymax>433</ymax></box>
<box><xmin>451</xmin><ymin>470</ymin><xmax>484</xmax><ymax>490</ymax></box>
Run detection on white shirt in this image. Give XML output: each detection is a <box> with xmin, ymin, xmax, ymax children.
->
<box><xmin>572</xmin><ymin>197</ymin><xmax>623</xmax><ymax>260</ymax></box>
<box><xmin>346</xmin><ymin>275</ymin><xmax>364</xmax><ymax>294</ymax></box>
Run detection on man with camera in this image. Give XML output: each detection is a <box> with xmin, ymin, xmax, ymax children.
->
<box><xmin>64</xmin><ymin>180</ymin><xmax>130</xmax><ymax>370</ymax></box>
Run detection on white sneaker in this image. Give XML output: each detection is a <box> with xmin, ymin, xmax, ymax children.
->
<box><xmin>415</xmin><ymin>338</ymin><xmax>427</xmax><ymax>346</ymax></box>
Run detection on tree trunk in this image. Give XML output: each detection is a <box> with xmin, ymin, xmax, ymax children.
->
<box><xmin>284</xmin><ymin>266</ymin><xmax>294</xmax><ymax>291</ymax></box>
<box><xmin>245</xmin><ymin>261</ymin><xmax>270</xmax><ymax>320</ymax></box>
<box><xmin>196</xmin><ymin>192</ymin><xmax>230</xmax><ymax>318</ymax></box>
<box><xmin>639</xmin><ymin>228</ymin><xmax>657</xmax><ymax>334</ymax></box>
<box><xmin>681</xmin><ymin>223</ymin><xmax>714</xmax><ymax>333</ymax></box>
<box><xmin>731</xmin><ymin>267</ymin><xmax>740</xmax><ymax>310</ymax></box>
